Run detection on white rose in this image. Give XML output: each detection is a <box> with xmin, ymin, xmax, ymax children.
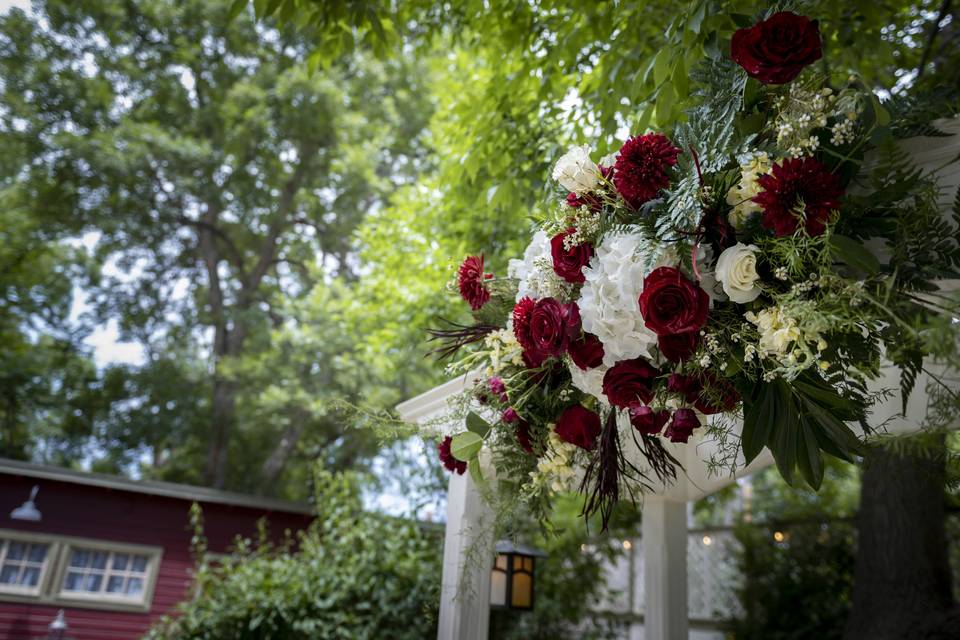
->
<box><xmin>715</xmin><ymin>243</ymin><xmax>762</xmax><ymax>304</ymax></box>
<box><xmin>552</xmin><ymin>144</ymin><xmax>600</xmax><ymax>194</ymax></box>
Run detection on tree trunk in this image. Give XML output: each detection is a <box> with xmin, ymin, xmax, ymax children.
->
<box><xmin>258</xmin><ymin>419</ymin><xmax>306</xmax><ymax>493</ymax></box>
<box><xmin>205</xmin><ymin>375</ymin><xmax>237</xmax><ymax>489</ymax></box>
<box><xmin>844</xmin><ymin>438</ymin><xmax>955</xmax><ymax>640</ymax></box>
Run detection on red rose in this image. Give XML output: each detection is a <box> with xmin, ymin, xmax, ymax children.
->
<box><xmin>629</xmin><ymin>405</ymin><xmax>670</xmax><ymax>435</ymax></box>
<box><xmin>731</xmin><ymin>11</ymin><xmax>822</xmax><ymax>85</ymax></box>
<box><xmin>551</xmin><ymin>228</ymin><xmax>594</xmax><ymax>284</ymax></box>
<box><xmin>502</xmin><ymin>407</ymin><xmax>519</xmax><ymax>424</ymax></box>
<box><xmin>602</xmin><ymin>357</ymin><xmax>659</xmax><ymax>408</ymax></box>
<box><xmin>555</xmin><ymin>404</ymin><xmax>602</xmax><ymax>451</ymax></box>
<box><xmin>613</xmin><ymin>133</ymin><xmax>681</xmax><ymax>209</ymax></box>
<box><xmin>658</xmin><ymin>333</ymin><xmax>699</xmax><ymax>362</ymax></box>
<box><xmin>692</xmin><ymin>373</ymin><xmax>741</xmax><ymax>415</ymax></box>
<box><xmin>568</xmin><ymin>332</ymin><xmax>605</xmax><ymax>370</ymax></box>
<box><xmin>638</xmin><ymin>267</ymin><xmax>710</xmax><ymax>337</ymax></box>
<box><xmin>512</xmin><ymin>297</ymin><xmax>537</xmax><ymax>352</ymax></box>
<box><xmin>753</xmin><ymin>157</ymin><xmax>844</xmax><ymax>237</ymax></box>
<box><xmin>529</xmin><ymin>298</ymin><xmax>580</xmax><ymax>358</ymax></box>
<box><xmin>488</xmin><ymin>377</ymin><xmax>508</xmax><ymax>403</ymax></box>
<box><xmin>664</xmin><ymin>408</ymin><xmax>700</xmax><ymax>444</ymax></box>
<box><xmin>457</xmin><ymin>255</ymin><xmax>492</xmax><ymax>310</ymax></box>
<box><xmin>438</xmin><ymin>436</ymin><xmax>467</xmax><ymax>474</ymax></box>
<box><xmin>667</xmin><ymin>373</ymin><xmax>700</xmax><ymax>403</ymax></box>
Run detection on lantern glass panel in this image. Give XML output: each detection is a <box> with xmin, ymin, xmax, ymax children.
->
<box><xmin>510</xmin><ymin>571</ymin><xmax>532</xmax><ymax>608</ymax></box>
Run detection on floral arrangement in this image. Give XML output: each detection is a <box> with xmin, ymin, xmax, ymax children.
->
<box><xmin>428</xmin><ymin>10</ymin><xmax>959</xmax><ymax>526</ymax></box>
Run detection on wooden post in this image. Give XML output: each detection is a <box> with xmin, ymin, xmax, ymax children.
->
<box><xmin>642</xmin><ymin>496</ymin><xmax>689</xmax><ymax>640</ymax></box>
<box><xmin>437</xmin><ymin>471</ymin><xmax>494</xmax><ymax>640</ymax></box>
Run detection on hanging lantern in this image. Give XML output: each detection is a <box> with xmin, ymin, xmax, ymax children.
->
<box><xmin>489</xmin><ymin>540</ymin><xmax>546</xmax><ymax>611</ymax></box>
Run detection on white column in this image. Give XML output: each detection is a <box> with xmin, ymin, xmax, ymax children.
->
<box><xmin>437</xmin><ymin>471</ymin><xmax>494</xmax><ymax>640</ymax></box>
<box><xmin>642</xmin><ymin>496</ymin><xmax>689</xmax><ymax>640</ymax></box>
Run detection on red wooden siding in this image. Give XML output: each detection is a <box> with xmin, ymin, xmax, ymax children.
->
<box><xmin>0</xmin><ymin>472</ymin><xmax>313</xmax><ymax>639</ymax></box>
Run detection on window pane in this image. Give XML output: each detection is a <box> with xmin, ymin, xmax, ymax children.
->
<box><xmin>106</xmin><ymin>576</ymin><xmax>125</xmax><ymax>593</ymax></box>
<box><xmin>131</xmin><ymin>555</ymin><xmax>148</xmax><ymax>573</ymax></box>
<box><xmin>64</xmin><ymin>571</ymin><xmax>84</xmax><ymax>591</ymax></box>
<box><xmin>494</xmin><ymin>555</ymin><xmax>507</xmax><ymax>570</ymax></box>
<box><xmin>90</xmin><ymin>552</ymin><xmax>108</xmax><ymax>570</ymax></box>
<box><xmin>0</xmin><ymin>565</ymin><xmax>20</xmax><ymax>584</ymax></box>
<box><xmin>112</xmin><ymin>553</ymin><xmax>129</xmax><ymax>571</ymax></box>
<box><xmin>70</xmin><ymin>549</ymin><xmax>89</xmax><ymax>568</ymax></box>
<box><xmin>126</xmin><ymin>577</ymin><xmax>143</xmax><ymax>596</ymax></box>
<box><xmin>6</xmin><ymin>542</ymin><xmax>25</xmax><ymax>561</ymax></box>
<box><xmin>83</xmin><ymin>573</ymin><xmax>103</xmax><ymax>592</ymax></box>
<box><xmin>27</xmin><ymin>544</ymin><xmax>48</xmax><ymax>563</ymax></box>
<box><xmin>21</xmin><ymin>567</ymin><xmax>39</xmax><ymax>587</ymax></box>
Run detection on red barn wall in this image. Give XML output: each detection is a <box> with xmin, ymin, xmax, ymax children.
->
<box><xmin>0</xmin><ymin>472</ymin><xmax>313</xmax><ymax>639</ymax></box>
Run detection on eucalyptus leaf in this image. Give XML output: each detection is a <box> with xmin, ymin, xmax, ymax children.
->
<box><xmin>465</xmin><ymin>411</ymin><xmax>491</xmax><ymax>438</ymax></box>
<box><xmin>450</xmin><ymin>432</ymin><xmax>483</xmax><ymax>462</ymax></box>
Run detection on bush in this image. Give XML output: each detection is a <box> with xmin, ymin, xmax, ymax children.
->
<box><xmin>728</xmin><ymin>521</ymin><xmax>856</xmax><ymax>639</ymax></box>
<box><xmin>148</xmin><ymin>467</ymin><xmax>440</xmax><ymax>640</ymax></box>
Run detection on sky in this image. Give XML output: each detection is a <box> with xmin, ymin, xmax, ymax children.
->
<box><xmin>0</xmin><ymin>0</ymin><xmax>28</xmax><ymax>14</ymax></box>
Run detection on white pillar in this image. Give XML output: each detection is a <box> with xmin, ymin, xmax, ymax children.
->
<box><xmin>642</xmin><ymin>496</ymin><xmax>688</xmax><ymax>640</ymax></box>
<box><xmin>437</xmin><ymin>471</ymin><xmax>494</xmax><ymax>640</ymax></box>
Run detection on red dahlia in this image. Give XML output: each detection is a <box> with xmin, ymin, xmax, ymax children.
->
<box><xmin>752</xmin><ymin>157</ymin><xmax>844</xmax><ymax>237</ymax></box>
<box><xmin>438</xmin><ymin>436</ymin><xmax>467</xmax><ymax>475</ymax></box>
<box><xmin>458</xmin><ymin>255</ymin><xmax>492</xmax><ymax>310</ymax></box>
<box><xmin>613</xmin><ymin>133</ymin><xmax>682</xmax><ymax>209</ymax></box>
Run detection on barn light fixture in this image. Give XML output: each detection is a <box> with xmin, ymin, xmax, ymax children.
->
<box><xmin>489</xmin><ymin>540</ymin><xmax>546</xmax><ymax>611</ymax></box>
<box><xmin>10</xmin><ymin>485</ymin><xmax>42</xmax><ymax>522</ymax></box>
<box><xmin>47</xmin><ymin>609</ymin><xmax>68</xmax><ymax>639</ymax></box>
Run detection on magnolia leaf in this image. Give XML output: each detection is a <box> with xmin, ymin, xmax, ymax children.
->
<box><xmin>450</xmin><ymin>432</ymin><xmax>482</xmax><ymax>462</ymax></box>
<box><xmin>465</xmin><ymin>412</ymin><xmax>491</xmax><ymax>438</ymax></box>
<box><xmin>770</xmin><ymin>382</ymin><xmax>798</xmax><ymax>484</ymax></box>
<box><xmin>741</xmin><ymin>383</ymin><xmax>776</xmax><ymax>464</ymax></box>
<box><xmin>829</xmin><ymin>234</ymin><xmax>880</xmax><ymax>275</ymax></box>
<box><xmin>797</xmin><ymin>418</ymin><xmax>825</xmax><ymax>489</ymax></box>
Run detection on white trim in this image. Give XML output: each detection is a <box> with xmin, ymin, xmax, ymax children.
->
<box><xmin>395</xmin><ymin>372</ymin><xmax>482</xmax><ymax>423</ymax></box>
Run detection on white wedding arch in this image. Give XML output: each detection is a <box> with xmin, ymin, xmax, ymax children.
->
<box><xmin>398</xmin><ymin>118</ymin><xmax>960</xmax><ymax>640</ymax></box>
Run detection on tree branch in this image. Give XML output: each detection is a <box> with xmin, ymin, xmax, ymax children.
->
<box><xmin>917</xmin><ymin>0</ymin><xmax>952</xmax><ymax>79</ymax></box>
<box><xmin>243</xmin><ymin>141</ymin><xmax>319</xmax><ymax>301</ymax></box>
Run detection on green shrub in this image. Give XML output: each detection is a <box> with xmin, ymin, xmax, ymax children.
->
<box><xmin>147</xmin><ymin>467</ymin><xmax>440</xmax><ymax>639</ymax></box>
<box><xmin>727</xmin><ymin>521</ymin><xmax>856</xmax><ymax>640</ymax></box>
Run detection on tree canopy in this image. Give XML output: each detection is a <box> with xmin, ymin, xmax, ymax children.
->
<box><xmin>2</xmin><ymin>0</ymin><xmax>956</xmax><ymax>500</ymax></box>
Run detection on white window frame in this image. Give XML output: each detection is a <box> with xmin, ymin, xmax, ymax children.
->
<box><xmin>0</xmin><ymin>529</ymin><xmax>162</xmax><ymax>613</ymax></box>
<box><xmin>0</xmin><ymin>533</ymin><xmax>55</xmax><ymax>597</ymax></box>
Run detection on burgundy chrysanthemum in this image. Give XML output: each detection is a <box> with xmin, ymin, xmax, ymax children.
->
<box><xmin>613</xmin><ymin>133</ymin><xmax>682</xmax><ymax>209</ymax></box>
<box><xmin>458</xmin><ymin>255</ymin><xmax>492</xmax><ymax>310</ymax></box>
<box><xmin>752</xmin><ymin>157</ymin><xmax>844</xmax><ymax>237</ymax></box>
<box><xmin>438</xmin><ymin>436</ymin><xmax>467</xmax><ymax>475</ymax></box>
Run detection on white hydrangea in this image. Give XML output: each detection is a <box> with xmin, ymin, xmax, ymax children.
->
<box><xmin>567</xmin><ymin>360</ymin><xmax>609</xmax><ymax>405</ymax></box>
<box><xmin>552</xmin><ymin>144</ymin><xmax>600</xmax><ymax>194</ymax></box>
<box><xmin>726</xmin><ymin>152</ymin><xmax>771</xmax><ymax>227</ymax></box>
<box><xmin>508</xmin><ymin>231</ymin><xmax>554</xmax><ymax>301</ymax></box>
<box><xmin>577</xmin><ymin>232</ymin><xmax>663</xmax><ymax>366</ymax></box>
